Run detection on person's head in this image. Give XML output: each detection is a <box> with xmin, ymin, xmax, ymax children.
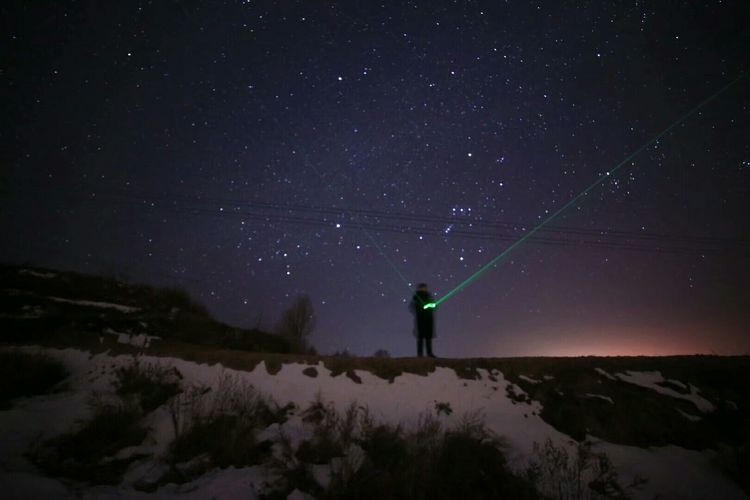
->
<box><xmin>417</xmin><ymin>283</ymin><xmax>428</xmax><ymax>291</ymax></box>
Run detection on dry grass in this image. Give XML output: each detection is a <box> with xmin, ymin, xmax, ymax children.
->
<box><xmin>164</xmin><ymin>374</ymin><xmax>292</xmax><ymax>483</ymax></box>
<box><xmin>31</xmin><ymin>397</ymin><xmax>149</xmax><ymax>484</ymax></box>
<box><xmin>268</xmin><ymin>397</ymin><xmax>539</xmax><ymax>500</ymax></box>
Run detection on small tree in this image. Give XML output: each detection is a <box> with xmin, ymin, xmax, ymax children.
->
<box><xmin>373</xmin><ymin>349</ymin><xmax>390</xmax><ymax>358</ymax></box>
<box><xmin>277</xmin><ymin>295</ymin><xmax>316</xmax><ymax>353</ymax></box>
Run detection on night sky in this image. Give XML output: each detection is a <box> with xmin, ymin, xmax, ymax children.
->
<box><xmin>3</xmin><ymin>1</ymin><xmax>749</xmax><ymax>357</ymax></box>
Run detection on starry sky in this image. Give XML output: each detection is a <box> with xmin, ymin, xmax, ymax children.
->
<box><xmin>3</xmin><ymin>1</ymin><xmax>749</xmax><ymax>357</ymax></box>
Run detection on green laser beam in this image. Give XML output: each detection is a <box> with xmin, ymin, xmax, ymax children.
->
<box><xmin>422</xmin><ymin>302</ymin><xmax>436</xmax><ymax>309</ymax></box>
<box><xmin>306</xmin><ymin>161</ymin><xmax>414</xmax><ymax>294</ymax></box>
<box><xmin>434</xmin><ymin>70</ymin><xmax>749</xmax><ymax>307</ymax></box>
<box><xmin>361</xmin><ymin>229</ymin><xmax>413</xmax><ymax>289</ymax></box>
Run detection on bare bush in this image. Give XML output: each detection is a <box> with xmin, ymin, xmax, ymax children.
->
<box><xmin>268</xmin><ymin>396</ymin><xmax>537</xmax><ymax>500</ymax></box>
<box><xmin>276</xmin><ymin>295</ymin><xmax>316</xmax><ymax>352</ymax></box>
<box><xmin>31</xmin><ymin>396</ymin><xmax>148</xmax><ymax>484</ymax></box>
<box><xmin>165</xmin><ymin>373</ymin><xmax>291</xmax><ymax>482</ymax></box>
<box><xmin>526</xmin><ymin>438</ymin><xmax>644</xmax><ymax>500</ymax></box>
<box><xmin>114</xmin><ymin>358</ymin><xmax>182</xmax><ymax>412</ymax></box>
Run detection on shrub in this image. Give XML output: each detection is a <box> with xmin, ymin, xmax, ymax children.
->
<box><xmin>715</xmin><ymin>438</ymin><xmax>750</xmax><ymax>496</ymax></box>
<box><xmin>0</xmin><ymin>350</ymin><xmax>68</xmax><ymax>409</ymax></box>
<box><xmin>32</xmin><ymin>397</ymin><xmax>148</xmax><ymax>484</ymax></box>
<box><xmin>269</xmin><ymin>398</ymin><xmax>539</xmax><ymax>500</ymax></box>
<box><xmin>276</xmin><ymin>295</ymin><xmax>316</xmax><ymax>353</ymax></box>
<box><xmin>113</xmin><ymin>358</ymin><xmax>182</xmax><ymax>412</ymax></box>
<box><xmin>525</xmin><ymin>438</ymin><xmax>642</xmax><ymax>500</ymax></box>
<box><xmin>166</xmin><ymin>374</ymin><xmax>290</xmax><ymax>482</ymax></box>
<box><xmin>434</xmin><ymin>401</ymin><xmax>453</xmax><ymax>416</ymax></box>
<box><xmin>334</xmin><ymin>410</ymin><xmax>536</xmax><ymax>500</ymax></box>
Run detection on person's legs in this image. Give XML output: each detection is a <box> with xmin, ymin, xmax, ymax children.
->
<box><xmin>417</xmin><ymin>336</ymin><xmax>424</xmax><ymax>357</ymax></box>
<box><xmin>426</xmin><ymin>337</ymin><xmax>435</xmax><ymax>357</ymax></box>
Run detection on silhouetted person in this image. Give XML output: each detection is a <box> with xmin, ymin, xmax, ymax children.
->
<box><xmin>410</xmin><ymin>283</ymin><xmax>435</xmax><ymax>357</ymax></box>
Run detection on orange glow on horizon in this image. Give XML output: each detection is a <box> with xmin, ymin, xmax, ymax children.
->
<box><xmin>489</xmin><ymin>323</ymin><xmax>748</xmax><ymax>357</ymax></box>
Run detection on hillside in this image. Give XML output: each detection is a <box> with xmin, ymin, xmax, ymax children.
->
<box><xmin>0</xmin><ymin>266</ymin><xmax>748</xmax><ymax>499</ymax></box>
<box><xmin>0</xmin><ymin>265</ymin><xmax>291</xmax><ymax>353</ymax></box>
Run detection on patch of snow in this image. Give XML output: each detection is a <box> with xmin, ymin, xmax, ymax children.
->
<box><xmin>48</xmin><ymin>296</ymin><xmax>140</xmax><ymax>313</ymax></box>
<box><xmin>595</xmin><ymin>439</ymin><xmax>746</xmax><ymax>500</ymax></box>
<box><xmin>140</xmin><ymin>465</ymin><xmax>266</xmax><ymax>499</ymax></box>
<box><xmin>287</xmin><ymin>489</ymin><xmax>315</xmax><ymax>500</ymax></box>
<box><xmin>615</xmin><ymin>371</ymin><xmax>714</xmax><ymax>413</ymax></box>
<box><xmin>595</xmin><ymin>367</ymin><xmax>617</xmax><ymax>380</ymax></box>
<box><xmin>19</xmin><ymin>269</ymin><xmax>57</xmax><ymax>279</ymax></box>
<box><xmin>664</xmin><ymin>378</ymin><xmax>687</xmax><ymax>390</ymax></box>
<box><xmin>584</xmin><ymin>393</ymin><xmax>614</xmax><ymax>404</ymax></box>
<box><xmin>103</xmin><ymin>328</ymin><xmax>160</xmax><ymax>348</ymax></box>
<box><xmin>310</xmin><ymin>464</ymin><xmax>332</xmax><ymax>489</ymax></box>
<box><xmin>519</xmin><ymin>374</ymin><xmax>542</xmax><ymax>384</ymax></box>
<box><xmin>543</xmin><ymin>375</ymin><xmax>554</xmax><ymax>380</ymax></box>
<box><xmin>0</xmin><ymin>471</ymin><xmax>71</xmax><ymax>499</ymax></box>
<box><xmin>677</xmin><ymin>409</ymin><xmax>702</xmax><ymax>422</ymax></box>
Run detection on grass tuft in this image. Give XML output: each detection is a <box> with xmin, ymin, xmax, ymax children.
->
<box><xmin>31</xmin><ymin>397</ymin><xmax>148</xmax><ymax>484</ymax></box>
<box><xmin>269</xmin><ymin>397</ymin><xmax>539</xmax><ymax>500</ymax></box>
<box><xmin>113</xmin><ymin>358</ymin><xmax>182</xmax><ymax>412</ymax></box>
<box><xmin>525</xmin><ymin>438</ymin><xmax>643</xmax><ymax>500</ymax></box>
<box><xmin>165</xmin><ymin>374</ymin><xmax>291</xmax><ymax>482</ymax></box>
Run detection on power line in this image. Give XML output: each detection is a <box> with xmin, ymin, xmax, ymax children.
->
<box><xmin>8</xmin><ymin>176</ymin><xmax>746</xmax><ymax>252</ymax></box>
<box><xmin>8</xmin><ymin>183</ymin><xmax>742</xmax><ymax>257</ymax></box>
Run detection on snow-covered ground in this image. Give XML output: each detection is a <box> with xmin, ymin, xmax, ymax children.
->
<box><xmin>47</xmin><ymin>297</ymin><xmax>140</xmax><ymax>313</ymax></box>
<box><xmin>0</xmin><ymin>348</ymin><xmax>745</xmax><ymax>499</ymax></box>
<box><xmin>613</xmin><ymin>370</ymin><xmax>715</xmax><ymax>412</ymax></box>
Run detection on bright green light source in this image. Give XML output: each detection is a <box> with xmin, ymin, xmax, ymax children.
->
<box><xmin>423</xmin><ymin>303</ymin><xmax>436</xmax><ymax>310</ymax></box>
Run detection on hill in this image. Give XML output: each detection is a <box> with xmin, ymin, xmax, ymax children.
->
<box><xmin>0</xmin><ymin>265</ymin><xmax>291</xmax><ymax>353</ymax></box>
<box><xmin>0</xmin><ymin>266</ymin><xmax>748</xmax><ymax>499</ymax></box>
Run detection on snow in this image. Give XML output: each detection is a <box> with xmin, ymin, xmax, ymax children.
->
<box><xmin>0</xmin><ymin>347</ymin><xmax>743</xmax><ymax>500</ymax></box>
<box><xmin>677</xmin><ymin>409</ymin><xmax>702</xmax><ymax>422</ymax></box>
<box><xmin>614</xmin><ymin>371</ymin><xmax>715</xmax><ymax>413</ymax></box>
<box><xmin>665</xmin><ymin>378</ymin><xmax>687</xmax><ymax>390</ymax></box>
<box><xmin>595</xmin><ymin>367</ymin><xmax>618</xmax><ymax>380</ymax></box>
<box><xmin>518</xmin><ymin>374</ymin><xmax>542</xmax><ymax>384</ymax></box>
<box><xmin>98</xmin><ymin>466</ymin><xmax>266</xmax><ymax>499</ymax></box>
<box><xmin>584</xmin><ymin>393</ymin><xmax>614</xmax><ymax>404</ymax></box>
<box><xmin>596</xmin><ymin>439</ymin><xmax>745</xmax><ymax>500</ymax></box>
<box><xmin>103</xmin><ymin>328</ymin><xmax>161</xmax><ymax>348</ymax></box>
<box><xmin>0</xmin><ymin>471</ymin><xmax>71</xmax><ymax>499</ymax></box>
<box><xmin>48</xmin><ymin>296</ymin><xmax>140</xmax><ymax>313</ymax></box>
<box><xmin>19</xmin><ymin>269</ymin><xmax>57</xmax><ymax>279</ymax></box>
<box><xmin>287</xmin><ymin>489</ymin><xmax>315</xmax><ymax>500</ymax></box>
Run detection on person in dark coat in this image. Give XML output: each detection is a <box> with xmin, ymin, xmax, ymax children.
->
<box><xmin>410</xmin><ymin>283</ymin><xmax>436</xmax><ymax>357</ymax></box>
